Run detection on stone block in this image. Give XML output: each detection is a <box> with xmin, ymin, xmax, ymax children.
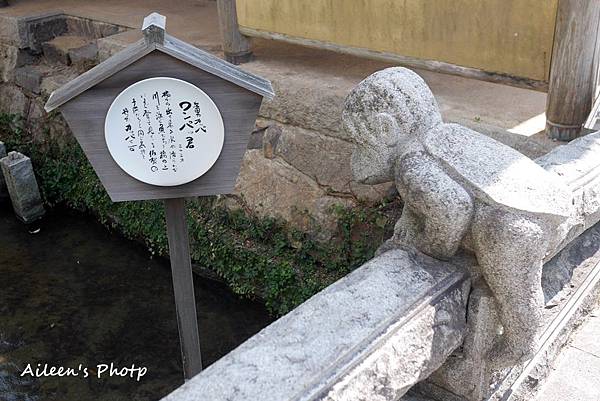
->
<box><xmin>161</xmin><ymin>248</ymin><xmax>470</xmax><ymax>401</ymax></box>
<box><xmin>422</xmin><ymin>280</ymin><xmax>502</xmax><ymax>401</ymax></box>
<box><xmin>251</xmin><ymin>74</ymin><xmax>348</xmax><ymax>140</ymax></box>
<box><xmin>246</xmin><ymin>126</ymin><xmax>265</xmax><ymax>150</ymax></box>
<box><xmin>0</xmin><ymin>44</ymin><xmax>35</xmax><ymax>82</ymax></box>
<box><xmin>0</xmin><ymin>151</ymin><xmax>45</xmax><ymax>223</ymax></box>
<box><xmin>97</xmin><ymin>30</ymin><xmax>139</xmax><ymax>62</ymax></box>
<box><xmin>0</xmin><ymin>141</ymin><xmax>7</xmax><ymax>199</ymax></box>
<box><xmin>262</xmin><ymin>124</ymin><xmax>281</xmax><ymax>159</ymax></box>
<box><xmin>42</xmin><ymin>35</ymin><xmax>91</xmax><ymax>65</ymax></box>
<box><xmin>267</xmin><ymin>123</ymin><xmax>391</xmax><ymax>200</ymax></box>
<box><xmin>14</xmin><ymin>65</ymin><xmax>42</xmax><ymax>94</ymax></box>
<box><xmin>0</xmin><ymin>15</ymin><xmax>27</xmax><ymax>48</ymax></box>
<box><xmin>0</xmin><ymin>83</ymin><xmax>30</xmax><ymax>115</ymax></box>
<box><xmin>234</xmin><ymin>149</ymin><xmax>351</xmax><ymax>237</ymax></box>
<box><xmin>26</xmin><ymin>14</ymin><xmax>68</xmax><ymax>52</ymax></box>
<box><xmin>40</xmin><ymin>70</ymin><xmax>78</xmax><ymax>97</ymax></box>
<box><xmin>68</xmin><ymin>41</ymin><xmax>98</xmax><ymax>70</ymax></box>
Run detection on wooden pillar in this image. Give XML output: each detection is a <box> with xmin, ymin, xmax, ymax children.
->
<box><xmin>164</xmin><ymin>198</ymin><xmax>203</xmax><ymax>380</ymax></box>
<box><xmin>217</xmin><ymin>0</ymin><xmax>253</xmax><ymax>64</ymax></box>
<box><xmin>546</xmin><ymin>0</ymin><xmax>600</xmax><ymax>141</ymax></box>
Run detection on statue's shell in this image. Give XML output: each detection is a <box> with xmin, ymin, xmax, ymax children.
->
<box><xmin>422</xmin><ymin>124</ymin><xmax>572</xmax><ymax>218</ymax></box>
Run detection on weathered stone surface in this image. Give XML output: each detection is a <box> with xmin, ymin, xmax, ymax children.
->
<box><xmin>424</xmin><ymin>281</ymin><xmax>502</xmax><ymax>401</ymax></box>
<box><xmin>424</xmin><ymin>124</ymin><xmax>572</xmax><ymax>219</ymax></box>
<box><xmin>252</xmin><ymin>73</ymin><xmax>349</xmax><ymax>140</ymax></box>
<box><xmin>161</xmin><ymin>248</ymin><xmax>469</xmax><ymax>401</ymax></box>
<box><xmin>268</xmin><ymin>123</ymin><xmax>390</xmax><ymax>200</ymax></box>
<box><xmin>0</xmin><ymin>15</ymin><xmax>27</xmax><ymax>48</ymax></box>
<box><xmin>0</xmin><ymin>44</ymin><xmax>35</xmax><ymax>82</ymax></box>
<box><xmin>262</xmin><ymin>123</ymin><xmax>281</xmax><ymax>159</ymax></box>
<box><xmin>66</xmin><ymin>16</ymin><xmax>122</xmax><ymax>39</ymax></box>
<box><xmin>536</xmin><ymin>131</ymin><xmax>600</xmax><ymax>252</ymax></box>
<box><xmin>0</xmin><ymin>43</ymin><xmax>18</xmax><ymax>82</ymax></box>
<box><xmin>0</xmin><ymin>151</ymin><xmax>45</xmax><ymax>223</ymax></box>
<box><xmin>14</xmin><ymin>65</ymin><xmax>43</xmax><ymax>93</ymax></box>
<box><xmin>26</xmin><ymin>14</ymin><xmax>68</xmax><ymax>52</ymax></box>
<box><xmin>68</xmin><ymin>41</ymin><xmax>98</xmax><ymax>70</ymax></box>
<box><xmin>246</xmin><ymin>126</ymin><xmax>265</xmax><ymax>150</ymax></box>
<box><xmin>40</xmin><ymin>70</ymin><xmax>79</xmax><ymax>97</ymax></box>
<box><xmin>0</xmin><ymin>141</ymin><xmax>7</xmax><ymax>199</ymax></box>
<box><xmin>343</xmin><ymin>67</ymin><xmax>574</xmax><ymax>367</ymax></box>
<box><xmin>234</xmin><ymin>149</ymin><xmax>351</xmax><ymax>236</ymax></box>
<box><xmin>97</xmin><ymin>30</ymin><xmax>139</xmax><ymax>61</ymax></box>
<box><xmin>42</xmin><ymin>35</ymin><xmax>91</xmax><ymax>65</ymax></box>
<box><xmin>418</xmin><ymin>221</ymin><xmax>600</xmax><ymax>401</ymax></box>
<box><xmin>0</xmin><ymin>83</ymin><xmax>30</xmax><ymax>115</ymax></box>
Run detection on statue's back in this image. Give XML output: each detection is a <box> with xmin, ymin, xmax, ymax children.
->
<box><xmin>422</xmin><ymin>124</ymin><xmax>572</xmax><ymax>218</ymax></box>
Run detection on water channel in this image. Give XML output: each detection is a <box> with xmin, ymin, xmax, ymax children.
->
<box><xmin>0</xmin><ymin>204</ymin><xmax>272</xmax><ymax>401</ymax></box>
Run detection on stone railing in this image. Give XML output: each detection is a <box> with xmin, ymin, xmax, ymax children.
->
<box><xmin>162</xmin><ymin>248</ymin><xmax>470</xmax><ymax>401</ymax></box>
<box><xmin>161</xmin><ymin>130</ymin><xmax>600</xmax><ymax>401</ymax></box>
<box><xmin>162</xmin><ymin>63</ymin><xmax>600</xmax><ymax>401</ymax></box>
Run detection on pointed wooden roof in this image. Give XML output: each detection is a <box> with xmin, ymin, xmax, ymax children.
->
<box><xmin>45</xmin><ymin>12</ymin><xmax>274</xmax><ymax>112</ymax></box>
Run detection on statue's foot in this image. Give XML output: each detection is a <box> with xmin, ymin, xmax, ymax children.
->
<box><xmin>375</xmin><ymin>238</ymin><xmax>400</xmax><ymax>256</ymax></box>
<box><xmin>486</xmin><ymin>336</ymin><xmax>536</xmax><ymax>371</ymax></box>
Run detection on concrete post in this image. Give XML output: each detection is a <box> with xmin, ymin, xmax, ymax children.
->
<box><xmin>216</xmin><ymin>0</ymin><xmax>253</xmax><ymax>64</ymax></box>
<box><xmin>545</xmin><ymin>0</ymin><xmax>600</xmax><ymax>141</ymax></box>
<box><xmin>0</xmin><ymin>151</ymin><xmax>45</xmax><ymax>223</ymax></box>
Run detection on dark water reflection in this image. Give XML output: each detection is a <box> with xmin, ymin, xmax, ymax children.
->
<box><xmin>0</xmin><ymin>204</ymin><xmax>272</xmax><ymax>401</ymax></box>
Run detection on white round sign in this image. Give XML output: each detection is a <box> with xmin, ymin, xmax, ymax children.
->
<box><xmin>105</xmin><ymin>77</ymin><xmax>225</xmax><ymax>187</ymax></box>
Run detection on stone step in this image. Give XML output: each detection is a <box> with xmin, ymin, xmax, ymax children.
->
<box><xmin>41</xmin><ymin>35</ymin><xmax>98</xmax><ymax>68</ymax></box>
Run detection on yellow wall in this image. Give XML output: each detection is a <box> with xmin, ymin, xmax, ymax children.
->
<box><xmin>237</xmin><ymin>0</ymin><xmax>558</xmax><ymax>81</ymax></box>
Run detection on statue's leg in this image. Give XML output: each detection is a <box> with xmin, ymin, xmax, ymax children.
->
<box><xmin>471</xmin><ymin>206</ymin><xmax>548</xmax><ymax>368</ymax></box>
<box><xmin>375</xmin><ymin>206</ymin><xmax>422</xmax><ymax>256</ymax></box>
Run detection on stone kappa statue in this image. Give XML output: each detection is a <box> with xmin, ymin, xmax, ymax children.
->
<box><xmin>343</xmin><ymin>67</ymin><xmax>573</xmax><ymax>366</ymax></box>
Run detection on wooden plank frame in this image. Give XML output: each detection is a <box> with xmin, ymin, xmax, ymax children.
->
<box><xmin>45</xmin><ymin>14</ymin><xmax>273</xmax><ymax>202</ymax></box>
<box><xmin>60</xmin><ymin>52</ymin><xmax>262</xmax><ymax>202</ymax></box>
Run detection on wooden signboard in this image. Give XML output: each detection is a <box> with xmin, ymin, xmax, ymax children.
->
<box><xmin>45</xmin><ymin>12</ymin><xmax>274</xmax><ymax>380</ymax></box>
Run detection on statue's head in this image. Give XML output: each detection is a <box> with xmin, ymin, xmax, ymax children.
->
<box><xmin>343</xmin><ymin>67</ymin><xmax>442</xmax><ymax>184</ymax></box>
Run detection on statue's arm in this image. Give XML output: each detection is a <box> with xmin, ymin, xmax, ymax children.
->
<box><xmin>394</xmin><ymin>152</ymin><xmax>474</xmax><ymax>260</ymax></box>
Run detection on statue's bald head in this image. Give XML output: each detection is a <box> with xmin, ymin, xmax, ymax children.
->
<box><xmin>343</xmin><ymin>67</ymin><xmax>442</xmax><ymax>184</ymax></box>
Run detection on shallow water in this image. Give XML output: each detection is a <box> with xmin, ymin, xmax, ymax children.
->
<box><xmin>0</xmin><ymin>204</ymin><xmax>272</xmax><ymax>401</ymax></box>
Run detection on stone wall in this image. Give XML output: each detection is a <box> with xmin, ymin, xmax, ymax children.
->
<box><xmin>0</xmin><ymin>11</ymin><xmax>391</xmax><ymax>237</ymax></box>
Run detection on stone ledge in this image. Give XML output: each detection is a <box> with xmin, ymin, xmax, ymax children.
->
<box><xmin>161</xmin><ymin>248</ymin><xmax>470</xmax><ymax>401</ymax></box>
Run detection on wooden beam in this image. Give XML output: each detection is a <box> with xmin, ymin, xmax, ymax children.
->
<box><xmin>164</xmin><ymin>198</ymin><xmax>203</xmax><ymax>380</ymax></box>
<box><xmin>217</xmin><ymin>0</ymin><xmax>252</xmax><ymax>65</ymax></box>
<box><xmin>546</xmin><ymin>0</ymin><xmax>600</xmax><ymax>141</ymax></box>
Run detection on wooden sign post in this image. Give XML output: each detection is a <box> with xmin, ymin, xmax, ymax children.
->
<box><xmin>45</xmin><ymin>13</ymin><xmax>274</xmax><ymax>380</ymax></box>
<box><xmin>164</xmin><ymin>197</ymin><xmax>203</xmax><ymax>377</ymax></box>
